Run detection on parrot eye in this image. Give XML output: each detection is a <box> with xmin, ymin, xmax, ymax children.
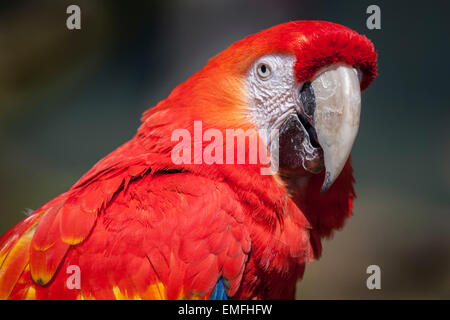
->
<box><xmin>257</xmin><ymin>63</ymin><xmax>272</xmax><ymax>79</ymax></box>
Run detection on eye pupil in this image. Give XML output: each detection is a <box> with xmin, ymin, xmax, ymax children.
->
<box><xmin>257</xmin><ymin>63</ymin><xmax>271</xmax><ymax>78</ymax></box>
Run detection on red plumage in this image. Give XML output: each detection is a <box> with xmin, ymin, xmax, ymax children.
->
<box><xmin>0</xmin><ymin>21</ymin><xmax>377</xmax><ymax>299</ymax></box>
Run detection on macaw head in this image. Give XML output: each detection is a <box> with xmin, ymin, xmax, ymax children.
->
<box><xmin>143</xmin><ymin>20</ymin><xmax>377</xmax><ymax>194</ymax></box>
<box><xmin>219</xmin><ymin>21</ymin><xmax>377</xmax><ymax>192</ymax></box>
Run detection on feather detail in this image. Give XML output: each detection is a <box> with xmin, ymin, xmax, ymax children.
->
<box><xmin>0</xmin><ymin>224</ymin><xmax>37</xmax><ymax>299</ymax></box>
<box><xmin>30</xmin><ymin>238</ymin><xmax>70</xmax><ymax>286</ymax></box>
<box><xmin>209</xmin><ymin>278</ymin><xmax>228</xmax><ymax>300</ymax></box>
<box><xmin>60</xmin><ymin>196</ymin><xmax>98</xmax><ymax>245</ymax></box>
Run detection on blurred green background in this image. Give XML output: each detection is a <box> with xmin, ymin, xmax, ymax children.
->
<box><xmin>0</xmin><ymin>0</ymin><xmax>448</xmax><ymax>299</ymax></box>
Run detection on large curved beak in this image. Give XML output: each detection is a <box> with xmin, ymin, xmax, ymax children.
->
<box><xmin>311</xmin><ymin>65</ymin><xmax>361</xmax><ymax>193</ymax></box>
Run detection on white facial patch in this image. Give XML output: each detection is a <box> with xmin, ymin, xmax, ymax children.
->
<box><xmin>245</xmin><ymin>54</ymin><xmax>299</xmax><ymax>138</ymax></box>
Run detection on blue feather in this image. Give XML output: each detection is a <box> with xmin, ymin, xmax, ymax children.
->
<box><xmin>209</xmin><ymin>278</ymin><xmax>228</xmax><ymax>300</ymax></box>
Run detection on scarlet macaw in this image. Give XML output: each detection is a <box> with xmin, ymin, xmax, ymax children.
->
<box><xmin>0</xmin><ymin>21</ymin><xmax>377</xmax><ymax>300</ymax></box>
